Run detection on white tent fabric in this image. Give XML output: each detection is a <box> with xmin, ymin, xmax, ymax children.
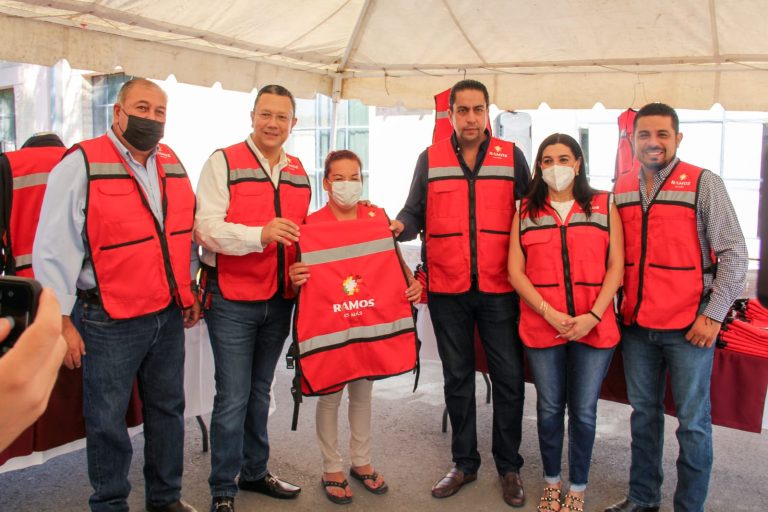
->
<box><xmin>1</xmin><ymin>0</ymin><xmax>767</xmax><ymax>109</ymax></box>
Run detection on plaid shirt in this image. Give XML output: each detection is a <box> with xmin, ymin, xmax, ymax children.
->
<box><xmin>639</xmin><ymin>157</ymin><xmax>748</xmax><ymax>322</ymax></box>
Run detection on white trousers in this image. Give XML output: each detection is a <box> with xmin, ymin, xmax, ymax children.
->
<box><xmin>315</xmin><ymin>379</ymin><xmax>374</xmax><ymax>473</ymax></box>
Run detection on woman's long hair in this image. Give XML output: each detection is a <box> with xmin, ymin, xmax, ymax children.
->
<box><xmin>522</xmin><ymin>133</ymin><xmax>596</xmax><ymax>220</ymax></box>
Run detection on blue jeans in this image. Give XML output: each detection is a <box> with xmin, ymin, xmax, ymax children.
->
<box><xmin>622</xmin><ymin>325</ymin><xmax>714</xmax><ymax>512</ymax></box>
<box><xmin>205</xmin><ymin>278</ymin><xmax>294</xmax><ymax>498</ymax></box>
<box><xmin>429</xmin><ymin>290</ymin><xmax>525</xmax><ymax>475</ymax></box>
<box><xmin>75</xmin><ymin>300</ymin><xmax>186</xmax><ymax>512</ymax></box>
<box><xmin>525</xmin><ymin>342</ymin><xmax>614</xmax><ymax>489</ymax></box>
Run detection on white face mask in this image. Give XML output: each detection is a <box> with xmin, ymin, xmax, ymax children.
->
<box><xmin>330</xmin><ymin>180</ymin><xmax>363</xmax><ymax>209</ymax></box>
<box><xmin>541</xmin><ymin>165</ymin><xmax>576</xmax><ymax>192</ymax></box>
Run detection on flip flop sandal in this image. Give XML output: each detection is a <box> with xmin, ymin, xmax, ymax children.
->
<box><xmin>537</xmin><ymin>486</ymin><xmax>562</xmax><ymax>511</ymax></box>
<box><xmin>321</xmin><ymin>478</ymin><xmax>353</xmax><ymax>505</ymax></box>
<box><xmin>562</xmin><ymin>492</ymin><xmax>585</xmax><ymax>512</ymax></box>
<box><xmin>350</xmin><ymin>469</ymin><xmax>389</xmax><ymax>495</ymax></box>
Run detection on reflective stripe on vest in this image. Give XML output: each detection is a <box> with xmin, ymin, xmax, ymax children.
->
<box><xmin>5</xmin><ymin>145</ymin><xmax>66</xmax><ymax>277</ymax></box>
<box><xmin>216</xmin><ymin>141</ymin><xmax>311</xmax><ymax>301</ymax></box>
<box><xmin>75</xmin><ymin>135</ymin><xmax>195</xmax><ymax>319</ymax></box>
<box><xmin>519</xmin><ymin>192</ymin><xmax>619</xmax><ymax>349</ymax></box>
<box><xmin>614</xmin><ymin>161</ymin><xmax>705</xmax><ymax>329</ymax></box>
<box><xmin>294</xmin><ymin>215</ymin><xmax>417</xmax><ymax>396</ymax></box>
<box><xmin>425</xmin><ymin>137</ymin><xmax>516</xmax><ymax>294</ymax></box>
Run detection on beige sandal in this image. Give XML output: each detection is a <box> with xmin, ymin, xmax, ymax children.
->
<box><xmin>537</xmin><ymin>485</ymin><xmax>562</xmax><ymax>511</ymax></box>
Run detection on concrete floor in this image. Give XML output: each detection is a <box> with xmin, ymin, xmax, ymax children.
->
<box><xmin>0</xmin><ymin>358</ymin><xmax>765</xmax><ymax>512</ymax></box>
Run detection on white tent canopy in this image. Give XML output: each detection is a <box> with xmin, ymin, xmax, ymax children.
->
<box><xmin>1</xmin><ymin>0</ymin><xmax>767</xmax><ymax>109</ymax></box>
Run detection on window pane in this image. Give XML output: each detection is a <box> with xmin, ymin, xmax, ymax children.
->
<box><xmin>348</xmin><ymin>100</ymin><xmax>369</xmax><ymax>125</ymax></box>
<box><xmin>91</xmin><ymin>73</ymin><xmax>128</xmax><ymax>136</ymax></box>
<box><xmin>677</xmin><ymin>122</ymin><xmax>722</xmax><ymax>175</ymax></box>
<box><xmin>294</xmin><ymin>97</ymin><xmax>316</xmax><ymax>129</ymax></box>
<box><xmin>317</xmin><ymin>129</ymin><xmax>331</xmax><ymax>168</ymax></box>
<box><xmin>317</xmin><ymin>95</ymin><xmax>332</xmax><ymax>128</ymax></box>
<box><xmin>0</xmin><ymin>88</ymin><xmax>15</xmax><ymax>149</ymax></box>
<box><xmin>289</xmin><ymin>131</ymin><xmax>317</xmax><ymax>171</ymax></box>
<box><xmin>335</xmin><ymin>100</ymin><xmax>348</xmax><ymax>127</ymax></box>
<box><xmin>348</xmin><ymin>128</ymin><xmax>369</xmax><ymax>169</ymax></box>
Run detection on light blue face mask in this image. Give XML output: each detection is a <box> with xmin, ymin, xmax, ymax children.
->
<box><xmin>330</xmin><ymin>180</ymin><xmax>363</xmax><ymax>208</ymax></box>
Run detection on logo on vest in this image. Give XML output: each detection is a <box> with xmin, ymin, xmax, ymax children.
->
<box><xmin>333</xmin><ymin>275</ymin><xmax>376</xmax><ymax>317</ymax></box>
<box><xmin>670</xmin><ymin>173</ymin><xmax>691</xmax><ymax>187</ymax></box>
<box><xmin>489</xmin><ymin>145</ymin><xmax>509</xmax><ymax>159</ymax></box>
<box><xmin>157</xmin><ymin>150</ymin><xmax>172</xmax><ymax>159</ymax></box>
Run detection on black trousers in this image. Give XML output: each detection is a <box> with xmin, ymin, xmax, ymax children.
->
<box><xmin>429</xmin><ymin>289</ymin><xmax>525</xmax><ymax>475</ymax></box>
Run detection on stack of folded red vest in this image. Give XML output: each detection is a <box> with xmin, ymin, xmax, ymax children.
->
<box><xmin>720</xmin><ymin>299</ymin><xmax>768</xmax><ymax>358</ymax></box>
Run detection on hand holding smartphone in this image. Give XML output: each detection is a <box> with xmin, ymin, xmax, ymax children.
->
<box><xmin>0</xmin><ymin>276</ymin><xmax>43</xmax><ymax>357</ymax></box>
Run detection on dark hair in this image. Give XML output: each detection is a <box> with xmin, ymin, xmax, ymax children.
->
<box><xmin>254</xmin><ymin>84</ymin><xmax>296</xmax><ymax>115</ymax></box>
<box><xmin>633</xmin><ymin>102</ymin><xmax>679</xmax><ymax>133</ymax></box>
<box><xmin>449</xmin><ymin>79</ymin><xmax>489</xmax><ymax>110</ymax></box>
<box><xmin>117</xmin><ymin>78</ymin><xmax>165</xmax><ymax>105</ymax></box>
<box><xmin>523</xmin><ymin>133</ymin><xmax>596</xmax><ymax>220</ymax></box>
<box><xmin>324</xmin><ymin>150</ymin><xmax>363</xmax><ymax>180</ymax></box>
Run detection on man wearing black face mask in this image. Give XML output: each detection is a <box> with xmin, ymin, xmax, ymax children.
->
<box><xmin>33</xmin><ymin>78</ymin><xmax>201</xmax><ymax>512</ymax></box>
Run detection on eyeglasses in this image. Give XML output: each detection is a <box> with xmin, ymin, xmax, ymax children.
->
<box><xmin>254</xmin><ymin>110</ymin><xmax>293</xmax><ymax>123</ymax></box>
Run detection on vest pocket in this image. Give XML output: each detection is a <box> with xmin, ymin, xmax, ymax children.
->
<box><xmin>648</xmin><ymin>263</ymin><xmax>695</xmax><ymax>271</ymax></box>
<box><xmin>100</xmin><ymin>235</ymin><xmax>154</xmax><ymax>251</ymax></box>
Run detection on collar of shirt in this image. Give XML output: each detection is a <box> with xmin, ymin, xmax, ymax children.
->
<box><xmin>451</xmin><ymin>129</ymin><xmax>491</xmax><ymax>174</ymax></box>
<box><xmin>107</xmin><ymin>127</ymin><xmax>158</xmax><ymax>169</ymax></box>
<box><xmin>246</xmin><ymin>136</ymin><xmax>288</xmax><ymax>179</ymax></box>
<box><xmin>639</xmin><ymin>156</ymin><xmax>679</xmax><ymax>205</ymax></box>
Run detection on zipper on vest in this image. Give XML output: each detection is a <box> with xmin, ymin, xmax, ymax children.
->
<box><xmin>468</xmin><ymin>177</ymin><xmax>478</xmax><ymax>283</ymax></box>
<box><xmin>274</xmin><ymin>185</ymin><xmax>285</xmax><ymax>295</ymax></box>
<box><xmin>632</xmin><ymin>209</ymin><xmax>650</xmax><ymax>324</ymax></box>
<box><xmin>560</xmin><ymin>226</ymin><xmax>575</xmax><ymax>317</ymax></box>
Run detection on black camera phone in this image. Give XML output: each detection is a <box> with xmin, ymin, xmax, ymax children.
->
<box><xmin>0</xmin><ymin>276</ymin><xmax>43</xmax><ymax>357</ymax></box>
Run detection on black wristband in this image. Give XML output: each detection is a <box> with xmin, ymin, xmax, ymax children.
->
<box><xmin>588</xmin><ymin>310</ymin><xmax>602</xmax><ymax>322</ymax></box>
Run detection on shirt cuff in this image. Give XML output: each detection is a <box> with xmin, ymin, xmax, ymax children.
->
<box><xmin>59</xmin><ymin>293</ymin><xmax>78</xmax><ymax>317</ymax></box>
<box><xmin>244</xmin><ymin>226</ymin><xmax>265</xmax><ymax>253</ymax></box>
<box><xmin>702</xmin><ymin>301</ymin><xmax>730</xmax><ymax>324</ymax></box>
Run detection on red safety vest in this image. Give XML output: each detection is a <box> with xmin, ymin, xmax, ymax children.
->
<box><xmin>433</xmin><ymin>89</ymin><xmax>453</xmax><ymax>144</ymax></box>
<box><xmin>518</xmin><ymin>192</ymin><xmax>619</xmax><ymax>349</ymax></box>
<box><xmin>294</xmin><ymin>213</ymin><xmax>417</xmax><ymax>396</ymax></box>
<box><xmin>4</xmin><ymin>146</ymin><xmax>66</xmax><ymax>277</ymax></box>
<box><xmin>425</xmin><ymin>137</ymin><xmax>516</xmax><ymax>294</ymax></box>
<box><xmin>614</xmin><ymin>108</ymin><xmax>640</xmax><ymax>181</ymax></box>
<box><xmin>216</xmin><ymin>141</ymin><xmax>311</xmax><ymax>301</ymax></box>
<box><xmin>614</xmin><ymin>161</ymin><xmax>708</xmax><ymax>329</ymax></box>
<box><xmin>73</xmin><ymin>135</ymin><xmax>195</xmax><ymax>319</ymax></box>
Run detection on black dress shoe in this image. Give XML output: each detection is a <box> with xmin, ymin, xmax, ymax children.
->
<box><xmin>238</xmin><ymin>472</ymin><xmax>301</xmax><ymax>499</ymax></box>
<box><xmin>603</xmin><ymin>498</ymin><xmax>660</xmax><ymax>512</ymax></box>
<box><xmin>146</xmin><ymin>499</ymin><xmax>198</xmax><ymax>512</ymax></box>
<box><xmin>210</xmin><ymin>496</ymin><xmax>234</xmax><ymax>512</ymax></box>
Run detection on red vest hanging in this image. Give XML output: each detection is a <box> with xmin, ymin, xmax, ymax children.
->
<box><xmin>293</xmin><ymin>213</ymin><xmax>417</xmax><ymax>396</ymax></box>
<box><xmin>433</xmin><ymin>89</ymin><xmax>453</xmax><ymax>144</ymax></box>
<box><xmin>216</xmin><ymin>141</ymin><xmax>311</xmax><ymax>301</ymax></box>
<box><xmin>518</xmin><ymin>192</ymin><xmax>619</xmax><ymax>349</ymax></box>
<box><xmin>74</xmin><ymin>135</ymin><xmax>195</xmax><ymax>319</ymax></box>
<box><xmin>615</xmin><ymin>108</ymin><xmax>640</xmax><ymax>181</ymax></box>
<box><xmin>614</xmin><ymin>161</ymin><xmax>707</xmax><ymax>330</ymax></box>
<box><xmin>4</xmin><ymin>146</ymin><xmax>66</xmax><ymax>277</ymax></box>
<box><xmin>425</xmin><ymin>137</ymin><xmax>515</xmax><ymax>294</ymax></box>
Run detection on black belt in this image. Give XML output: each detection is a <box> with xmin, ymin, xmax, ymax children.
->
<box><xmin>76</xmin><ymin>288</ymin><xmax>101</xmax><ymax>305</ymax></box>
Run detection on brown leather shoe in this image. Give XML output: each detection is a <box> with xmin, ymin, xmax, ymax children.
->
<box><xmin>501</xmin><ymin>472</ymin><xmax>525</xmax><ymax>507</ymax></box>
<box><xmin>431</xmin><ymin>467</ymin><xmax>477</xmax><ymax>498</ymax></box>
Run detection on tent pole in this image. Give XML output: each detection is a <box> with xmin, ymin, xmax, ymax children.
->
<box><xmin>330</xmin><ymin>75</ymin><xmax>342</xmax><ymax>150</ymax></box>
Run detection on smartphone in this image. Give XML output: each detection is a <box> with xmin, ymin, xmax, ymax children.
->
<box><xmin>0</xmin><ymin>276</ymin><xmax>43</xmax><ymax>357</ymax></box>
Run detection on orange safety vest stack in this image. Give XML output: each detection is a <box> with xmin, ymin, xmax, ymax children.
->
<box><xmin>216</xmin><ymin>141</ymin><xmax>311</xmax><ymax>301</ymax></box>
<box><xmin>518</xmin><ymin>192</ymin><xmax>619</xmax><ymax>349</ymax></box>
<box><xmin>614</xmin><ymin>162</ymin><xmax>710</xmax><ymax>329</ymax></box>
<box><xmin>3</xmin><ymin>146</ymin><xmax>66</xmax><ymax>276</ymax></box>
<box><xmin>291</xmin><ymin>214</ymin><xmax>417</xmax><ymax>402</ymax></box>
<box><xmin>425</xmin><ymin>137</ymin><xmax>516</xmax><ymax>294</ymax></box>
<box><xmin>73</xmin><ymin>135</ymin><xmax>195</xmax><ymax>319</ymax></box>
